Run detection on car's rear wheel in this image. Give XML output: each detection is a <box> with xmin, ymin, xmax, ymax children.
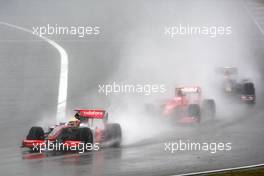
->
<box><xmin>77</xmin><ymin>127</ymin><xmax>93</xmax><ymax>152</ymax></box>
<box><xmin>202</xmin><ymin>99</ymin><xmax>216</xmax><ymax>119</ymax></box>
<box><xmin>26</xmin><ymin>126</ymin><xmax>44</xmax><ymax>140</ymax></box>
<box><xmin>243</xmin><ymin>82</ymin><xmax>256</xmax><ymax>105</ymax></box>
<box><xmin>188</xmin><ymin>104</ymin><xmax>201</xmax><ymax>123</ymax></box>
<box><xmin>78</xmin><ymin>127</ymin><xmax>93</xmax><ymax>145</ymax></box>
<box><xmin>104</xmin><ymin>123</ymin><xmax>122</xmax><ymax>147</ymax></box>
<box><xmin>59</xmin><ymin>127</ymin><xmax>93</xmax><ymax>152</ymax></box>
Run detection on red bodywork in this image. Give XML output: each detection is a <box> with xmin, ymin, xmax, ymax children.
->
<box><xmin>163</xmin><ymin>86</ymin><xmax>202</xmax><ymax>124</ymax></box>
<box><xmin>22</xmin><ymin>109</ymin><xmax>107</xmax><ymax>150</ymax></box>
<box><xmin>22</xmin><ymin>140</ymin><xmax>45</xmax><ymax>148</ymax></box>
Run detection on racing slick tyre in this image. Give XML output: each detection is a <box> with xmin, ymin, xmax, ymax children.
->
<box><xmin>78</xmin><ymin>128</ymin><xmax>93</xmax><ymax>151</ymax></box>
<box><xmin>202</xmin><ymin>99</ymin><xmax>216</xmax><ymax>119</ymax></box>
<box><xmin>243</xmin><ymin>82</ymin><xmax>256</xmax><ymax>105</ymax></box>
<box><xmin>188</xmin><ymin>104</ymin><xmax>201</xmax><ymax>123</ymax></box>
<box><xmin>26</xmin><ymin>126</ymin><xmax>45</xmax><ymax>140</ymax></box>
<box><xmin>104</xmin><ymin>123</ymin><xmax>122</xmax><ymax>147</ymax></box>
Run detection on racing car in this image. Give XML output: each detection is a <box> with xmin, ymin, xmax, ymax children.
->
<box><xmin>235</xmin><ymin>79</ymin><xmax>256</xmax><ymax>104</ymax></box>
<box><xmin>216</xmin><ymin>67</ymin><xmax>238</xmax><ymax>93</ymax></box>
<box><xmin>22</xmin><ymin>109</ymin><xmax>122</xmax><ymax>152</ymax></box>
<box><xmin>162</xmin><ymin>86</ymin><xmax>216</xmax><ymax>124</ymax></box>
<box><xmin>146</xmin><ymin>86</ymin><xmax>216</xmax><ymax>124</ymax></box>
<box><xmin>216</xmin><ymin>67</ymin><xmax>256</xmax><ymax>104</ymax></box>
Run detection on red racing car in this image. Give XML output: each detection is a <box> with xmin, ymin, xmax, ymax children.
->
<box><xmin>162</xmin><ymin>86</ymin><xmax>216</xmax><ymax>124</ymax></box>
<box><xmin>146</xmin><ymin>86</ymin><xmax>216</xmax><ymax>124</ymax></box>
<box><xmin>22</xmin><ymin>109</ymin><xmax>122</xmax><ymax>152</ymax></box>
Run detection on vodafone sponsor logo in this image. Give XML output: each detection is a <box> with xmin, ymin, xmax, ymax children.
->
<box><xmin>79</xmin><ymin>110</ymin><xmax>104</xmax><ymax>118</ymax></box>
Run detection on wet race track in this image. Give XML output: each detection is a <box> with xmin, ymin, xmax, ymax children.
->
<box><xmin>0</xmin><ymin>0</ymin><xmax>264</xmax><ymax>175</ymax></box>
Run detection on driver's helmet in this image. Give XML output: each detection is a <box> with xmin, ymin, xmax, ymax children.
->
<box><xmin>67</xmin><ymin>117</ymin><xmax>80</xmax><ymax>127</ymax></box>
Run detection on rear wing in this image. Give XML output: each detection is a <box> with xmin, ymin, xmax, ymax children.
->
<box><xmin>215</xmin><ymin>67</ymin><xmax>238</xmax><ymax>76</ymax></box>
<box><xmin>74</xmin><ymin>109</ymin><xmax>107</xmax><ymax>119</ymax></box>
<box><xmin>175</xmin><ymin>86</ymin><xmax>201</xmax><ymax>95</ymax></box>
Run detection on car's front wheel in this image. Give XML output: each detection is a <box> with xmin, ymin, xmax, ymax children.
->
<box><xmin>202</xmin><ymin>99</ymin><xmax>216</xmax><ymax>119</ymax></box>
<box><xmin>26</xmin><ymin>126</ymin><xmax>44</xmax><ymax>140</ymax></box>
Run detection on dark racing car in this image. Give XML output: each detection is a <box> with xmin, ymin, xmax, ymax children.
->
<box><xmin>236</xmin><ymin>80</ymin><xmax>256</xmax><ymax>104</ymax></box>
<box><xmin>216</xmin><ymin>67</ymin><xmax>256</xmax><ymax>104</ymax></box>
<box><xmin>22</xmin><ymin>109</ymin><xmax>122</xmax><ymax>152</ymax></box>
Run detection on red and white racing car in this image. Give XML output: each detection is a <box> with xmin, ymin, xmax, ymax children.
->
<box><xmin>22</xmin><ymin>109</ymin><xmax>122</xmax><ymax>152</ymax></box>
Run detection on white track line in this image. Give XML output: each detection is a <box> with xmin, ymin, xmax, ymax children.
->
<box><xmin>243</xmin><ymin>0</ymin><xmax>264</xmax><ymax>35</ymax></box>
<box><xmin>172</xmin><ymin>163</ymin><xmax>264</xmax><ymax>176</ymax></box>
<box><xmin>0</xmin><ymin>21</ymin><xmax>68</xmax><ymax>123</ymax></box>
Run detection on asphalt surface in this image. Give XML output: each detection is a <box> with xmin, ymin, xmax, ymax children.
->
<box><xmin>0</xmin><ymin>0</ymin><xmax>264</xmax><ymax>175</ymax></box>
